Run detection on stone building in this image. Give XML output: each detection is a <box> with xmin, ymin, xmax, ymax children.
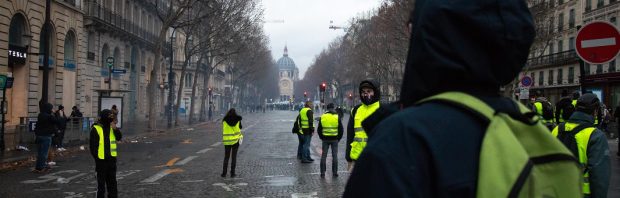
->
<box><xmin>276</xmin><ymin>46</ymin><xmax>298</xmax><ymax>102</ymax></box>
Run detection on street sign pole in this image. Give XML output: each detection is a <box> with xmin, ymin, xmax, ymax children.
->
<box><xmin>106</xmin><ymin>57</ymin><xmax>114</xmax><ymax>96</ymax></box>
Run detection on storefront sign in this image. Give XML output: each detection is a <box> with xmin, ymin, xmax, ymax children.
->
<box><xmin>8</xmin><ymin>44</ymin><xmax>27</xmax><ymax>66</ymax></box>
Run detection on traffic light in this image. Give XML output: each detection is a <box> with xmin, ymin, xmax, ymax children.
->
<box><xmin>320</xmin><ymin>82</ymin><xmax>326</xmax><ymax>92</ymax></box>
<box><xmin>304</xmin><ymin>91</ymin><xmax>307</xmax><ymax>98</ymax></box>
<box><xmin>348</xmin><ymin>93</ymin><xmax>353</xmax><ymax>99</ymax></box>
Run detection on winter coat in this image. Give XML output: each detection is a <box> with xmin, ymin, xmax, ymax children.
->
<box><xmin>343</xmin><ymin>0</ymin><xmax>536</xmax><ymax>197</ymax></box>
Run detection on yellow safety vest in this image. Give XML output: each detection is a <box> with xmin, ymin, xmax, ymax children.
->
<box><xmin>552</xmin><ymin>122</ymin><xmax>596</xmax><ymax>195</ymax></box>
<box><xmin>222</xmin><ymin>121</ymin><xmax>242</xmax><ymax>145</ymax></box>
<box><xmin>94</xmin><ymin>124</ymin><xmax>117</xmax><ymax>159</ymax></box>
<box><xmin>320</xmin><ymin>113</ymin><xmax>339</xmax><ymax>136</ymax></box>
<box><xmin>535</xmin><ymin>102</ymin><xmax>554</xmax><ymax>124</ymax></box>
<box><xmin>350</xmin><ymin>102</ymin><xmax>380</xmax><ymax>160</ymax></box>
<box><xmin>298</xmin><ymin>107</ymin><xmax>312</xmax><ymax>135</ymax></box>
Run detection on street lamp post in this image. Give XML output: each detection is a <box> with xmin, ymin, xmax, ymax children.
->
<box><xmin>167</xmin><ymin>28</ymin><xmax>177</xmax><ymax>128</ymax></box>
<box><xmin>41</xmin><ymin>0</ymin><xmax>52</xmax><ymax>106</ymax></box>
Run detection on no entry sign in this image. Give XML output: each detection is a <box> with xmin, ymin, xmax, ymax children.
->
<box><xmin>576</xmin><ymin>21</ymin><xmax>620</xmax><ymax>64</ymax></box>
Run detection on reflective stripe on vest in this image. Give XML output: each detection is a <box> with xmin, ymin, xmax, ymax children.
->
<box><xmin>350</xmin><ymin>102</ymin><xmax>380</xmax><ymax>160</ymax></box>
<box><xmin>300</xmin><ymin>107</ymin><xmax>311</xmax><ymax>129</ymax></box>
<box><xmin>321</xmin><ymin>113</ymin><xmax>339</xmax><ymax>136</ymax></box>
<box><xmin>222</xmin><ymin>121</ymin><xmax>242</xmax><ymax>145</ymax></box>
<box><xmin>94</xmin><ymin>125</ymin><xmax>117</xmax><ymax>159</ymax></box>
<box><xmin>551</xmin><ymin>122</ymin><xmax>596</xmax><ymax>195</ymax></box>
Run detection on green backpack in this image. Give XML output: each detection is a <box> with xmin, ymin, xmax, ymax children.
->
<box><xmin>419</xmin><ymin>92</ymin><xmax>582</xmax><ymax>198</ymax></box>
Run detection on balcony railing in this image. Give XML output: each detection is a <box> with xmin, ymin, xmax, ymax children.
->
<box><xmin>527</xmin><ymin>50</ymin><xmax>579</xmax><ymax>68</ymax></box>
<box><xmin>84</xmin><ymin>1</ymin><xmax>158</xmax><ymax>47</ymax></box>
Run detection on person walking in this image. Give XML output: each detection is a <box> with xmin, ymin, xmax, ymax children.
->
<box><xmin>297</xmin><ymin>101</ymin><xmax>314</xmax><ymax>163</ymax></box>
<box><xmin>343</xmin><ymin>0</ymin><xmax>582</xmax><ymax>197</ymax></box>
<box><xmin>555</xmin><ymin>90</ymin><xmax>576</xmax><ymax>124</ymax></box>
<box><xmin>534</xmin><ymin>95</ymin><xmax>556</xmax><ymax>130</ymax></box>
<box><xmin>221</xmin><ymin>108</ymin><xmax>243</xmax><ymax>177</ymax></box>
<box><xmin>317</xmin><ymin>103</ymin><xmax>343</xmax><ymax>178</ymax></box>
<box><xmin>345</xmin><ymin>80</ymin><xmax>382</xmax><ymax>171</ymax></box>
<box><xmin>33</xmin><ymin>103</ymin><xmax>60</xmax><ymax>173</ymax></box>
<box><xmin>552</xmin><ymin>93</ymin><xmax>610</xmax><ymax>198</ymax></box>
<box><xmin>54</xmin><ymin>105</ymin><xmax>69</xmax><ymax>151</ymax></box>
<box><xmin>90</xmin><ymin>109</ymin><xmax>122</xmax><ymax>198</ymax></box>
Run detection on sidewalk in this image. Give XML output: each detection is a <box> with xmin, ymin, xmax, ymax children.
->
<box><xmin>0</xmin><ymin>116</ymin><xmax>215</xmax><ymax>170</ymax></box>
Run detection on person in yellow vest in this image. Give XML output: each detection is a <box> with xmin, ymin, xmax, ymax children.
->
<box><xmin>552</xmin><ymin>93</ymin><xmax>610</xmax><ymax>198</ymax></box>
<box><xmin>221</xmin><ymin>108</ymin><xmax>243</xmax><ymax>177</ymax></box>
<box><xmin>346</xmin><ymin>80</ymin><xmax>381</xmax><ymax>171</ymax></box>
<box><xmin>297</xmin><ymin>101</ymin><xmax>315</xmax><ymax>163</ymax></box>
<box><xmin>317</xmin><ymin>103</ymin><xmax>344</xmax><ymax>178</ymax></box>
<box><xmin>89</xmin><ymin>109</ymin><xmax>122</xmax><ymax>198</ymax></box>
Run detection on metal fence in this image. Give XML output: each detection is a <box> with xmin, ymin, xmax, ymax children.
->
<box><xmin>5</xmin><ymin>117</ymin><xmax>95</xmax><ymax>150</ymax></box>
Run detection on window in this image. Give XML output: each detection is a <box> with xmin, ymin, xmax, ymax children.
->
<box><xmin>569</xmin><ymin>9</ymin><xmax>575</xmax><ymax>28</ymax></box>
<box><xmin>531</xmin><ymin>72</ymin><xmax>536</xmax><ymax>86</ymax></box>
<box><xmin>598</xmin><ymin>0</ymin><xmax>604</xmax><ymax>8</ymax></box>
<box><xmin>557</xmin><ymin>68</ymin><xmax>563</xmax><ymax>84</ymax></box>
<box><xmin>558</xmin><ymin>40</ymin><xmax>563</xmax><ymax>52</ymax></box>
<box><xmin>550</xmin><ymin>42</ymin><xmax>555</xmax><ymax>54</ymax></box>
<box><xmin>610</xmin><ymin>59</ymin><xmax>617</xmax><ymax>72</ymax></box>
<box><xmin>548</xmin><ymin>70</ymin><xmax>554</xmax><ymax>85</ymax></box>
<box><xmin>539</xmin><ymin>71</ymin><xmax>544</xmax><ymax>86</ymax></box>
<box><xmin>596</xmin><ymin>64</ymin><xmax>602</xmax><ymax>74</ymax></box>
<box><xmin>586</xmin><ymin>0</ymin><xmax>592</xmax><ymax>11</ymax></box>
<box><xmin>585</xmin><ymin>63</ymin><xmax>591</xmax><ymax>74</ymax></box>
<box><xmin>558</xmin><ymin>13</ymin><xmax>564</xmax><ymax>32</ymax></box>
<box><xmin>558</xmin><ymin>0</ymin><xmax>563</xmax><ymax>4</ymax></box>
<box><xmin>568</xmin><ymin>67</ymin><xmax>575</xmax><ymax>83</ymax></box>
<box><xmin>611</xmin><ymin>17</ymin><xmax>617</xmax><ymax>26</ymax></box>
<box><xmin>185</xmin><ymin>73</ymin><xmax>192</xmax><ymax>88</ymax></box>
<box><xmin>569</xmin><ymin>37</ymin><xmax>575</xmax><ymax>50</ymax></box>
<box><xmin>549</xmin><ymin>17</ymin><xmax>555</xmax><ymax>34</ymax></box>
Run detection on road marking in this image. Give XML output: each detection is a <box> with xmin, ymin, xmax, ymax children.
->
<box><xmin>181</xmin><ymin>180</ymin><xmax>204</xmax><ymax>183</ymax></box>
<box><xmin>175</xmin><ymin>156</ymin><xmax>198</xmax><ymax>165</ymax></box>
<box><xmin>582</xmin><ymin>37</ymin><xmax>616</xmax><ymax>48</ymax></box>
<box><xmin>141</xmin><ymin>168</ymin><xmax>183</xmax><ymax>183</ymax></box>
<box><xmin>264</xmin><ymin>175</ymin><xmax>285</xmax><ymax>178</ymax></box>
<box><xmin>34</xmin><ymin>188</ymin><xmax>61</xmax><ymax>191</ymax></box>
<box><xmin>196</xmin><ymin>148</ymin><xmax>212</xmax><ymax>154</ymax></box>
<box><xmin>166</xmin><ymin>157</ymin><xmax>181</xmax><ymax>167</ymax></box>
<box><xmin>182</xmin><ymin>139</ymin><xmax>193</xmax><ymax>144</ymax></box>
<box><xmin>291</xmin><ymin>192</ymin><xmax>318</xmax><ymax>198</ymax></box>
<box><xmin>56</xmin><ymin>173</ymin><xmax>87</xmax><ymax>184</ymax></box>
<box><xmin>210</xmin><ymin>142</ymin><xmax>222</xmax><ymax>147</ymax></box>
<box><xmin>22</xmin><ymin>170</ymin><xmax>81</xmax><ymax>184</ymax></box>
<box><xmin>137</xmin><ymin>182</ymin><xmax>160</xmax><ymax>185</ymax></box>
<box><xmin>213</xmin><ymin>182</ymin><xmax>248</xmax><ymax>192</ymax></box>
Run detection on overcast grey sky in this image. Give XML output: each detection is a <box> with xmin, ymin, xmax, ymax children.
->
<box><xmin>261</xmin><ymin>0</ymin><xmax>382</xmax><ymax>79</ymax></box>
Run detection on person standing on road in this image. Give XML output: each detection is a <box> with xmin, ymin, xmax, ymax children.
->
<box><xmin>345</xmin><ymin>80</ymin><xmax>382</xmax><ymax>171</ymax></box>
<box><xmin>90</xmin><ymin>109</ymin><xmax>122</xmax><ymax>198</ymax></box>
<box><xmin>555</xmin><ymin>90</ymin><xmax>576</xmax><ymax>124</ymax></box>
<box><xmin>317</xmin><ymin>103</ymin><xmax>343</xmax><ymax>178</ymax></box>
<box><xmin>111</xmin><ymin>105</ymin><xmax>119</xmax><ymax>128</ymax></box>
<box><xmin>54</xmin><ymin>105</ymin><xmax>69</xmax><ymax>151</ymax></box>
<box><xmin>344</xmin><ymin>0</ymin><xmax>582</xmax><ymax>197</ymax></box>
<box><xmin>297</xmin><ymin>101</ymin><xmax>314</xmax><ymax>163</ymax></box>
<box><xmin>221</xmin><ymin>108</ymin><xmax>243</xmax><ymax>177</ymax></box>
<box><xmin>552</xmin><ymin>93</ymin><xmax>610</xmax><ymax>198</ymax></box>
<box><xmin>33</xmin><ymin>103</ymin><xmax>60</xmax><ymax>173</ymax></box>
<box><xmin>70</xmin><ymin>105</ymin><xmax>83</xmax><ymax>125</ymax></box>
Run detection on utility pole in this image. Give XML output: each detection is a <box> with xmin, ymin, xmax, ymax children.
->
<box><xmin>167</xmin><ymin>28</ymin><xmax>177</xmax><ymax>128</ymax></box>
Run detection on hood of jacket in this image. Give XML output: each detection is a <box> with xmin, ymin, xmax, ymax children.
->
<box><xmin>399</xmin><ymin>0</ymin><xmax>535</xmax><ymax>107</ymax></box>
<box><xmin>40</xmin><ymin>103</ymin><xmax>53</xmax><ymax>114</ymax></box>
<box><xmin>224</xmin><ymin>115</ymin><xmax>242</xmax><ymax>126</ymax></box>
<box><xmin>359</xmin><ymin>80</ymin><xmax>381</xmax><ymax>105</ymax></box>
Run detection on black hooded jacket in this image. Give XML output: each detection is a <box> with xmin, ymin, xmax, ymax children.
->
<box><xmin>223</xmin><ymin>114</ymin><xmax>243</xmax><ymax>129</ymax></box>
<box><xmin>344</xmin><ymin>0</ymin><xmax>535</xmax><ymax>197</ymax></box>
<box><xmin>35</xmin><ymin>103</ymin><xmax>61</xmax><ymax>136</ymax></box>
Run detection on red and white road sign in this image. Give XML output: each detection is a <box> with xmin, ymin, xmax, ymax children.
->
<box><xmin>576</xmin><ymin>21</ymin><xmax>620</xmax><ymax>64</ymax></box>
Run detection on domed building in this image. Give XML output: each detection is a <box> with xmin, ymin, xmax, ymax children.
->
<box><xmin>277</xmin><ymin>46</ymin><xmax>299</xmax><ymax>102</ymax></box>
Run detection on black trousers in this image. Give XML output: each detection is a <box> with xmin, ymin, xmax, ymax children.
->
<box><xmin>222</xmin><ymin>143</ymin><xmax>239</xmax><ymax>175</ymax></box>
<box><xmin>96</xmin><ymin>160</ymin><xmax>117</xmax><ymax>198</ymax></box>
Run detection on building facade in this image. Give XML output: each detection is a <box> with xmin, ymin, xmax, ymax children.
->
<box><xmin>276</xmin><ymin>46</ymin><xmax>298</xmax><ymax>102</ymax></box>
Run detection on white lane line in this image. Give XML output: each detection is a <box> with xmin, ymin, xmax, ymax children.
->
<box><xmin>196</xmin><ymin>148</ymin><xmax>212</xmax><ymax>154</ymax></box>
<box><xmin>141</xmin><ymin>170</ymin><xmax>171</xmax><ymax>183</ymax></box>
<box><xmin>137</xmin><ymin>182</ymin><xmax>160</xmax><ymax>185</ymax></box>
<box><xmin>181</xmin><ymin>180</ymin><xmax>204</xmax><ymax>183</ymax></box>
<box><xmin>175</xmin><ymin>156</ymin><xmax>198</xmax><ymax>165</ymax></box>
<box><xmin>34</xmin><ymin>188</ymin><xmax>61</xmax><ymax>191</ymax></box>
<box><xmin>210</xmin><ymin>142</ymin><xmax>222</xmax><ymax>147</ymax></box>
<box><xmin>582</xmin><ymin>38</ymin><xmax>616</xmax><ymax>48</ymax></box>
